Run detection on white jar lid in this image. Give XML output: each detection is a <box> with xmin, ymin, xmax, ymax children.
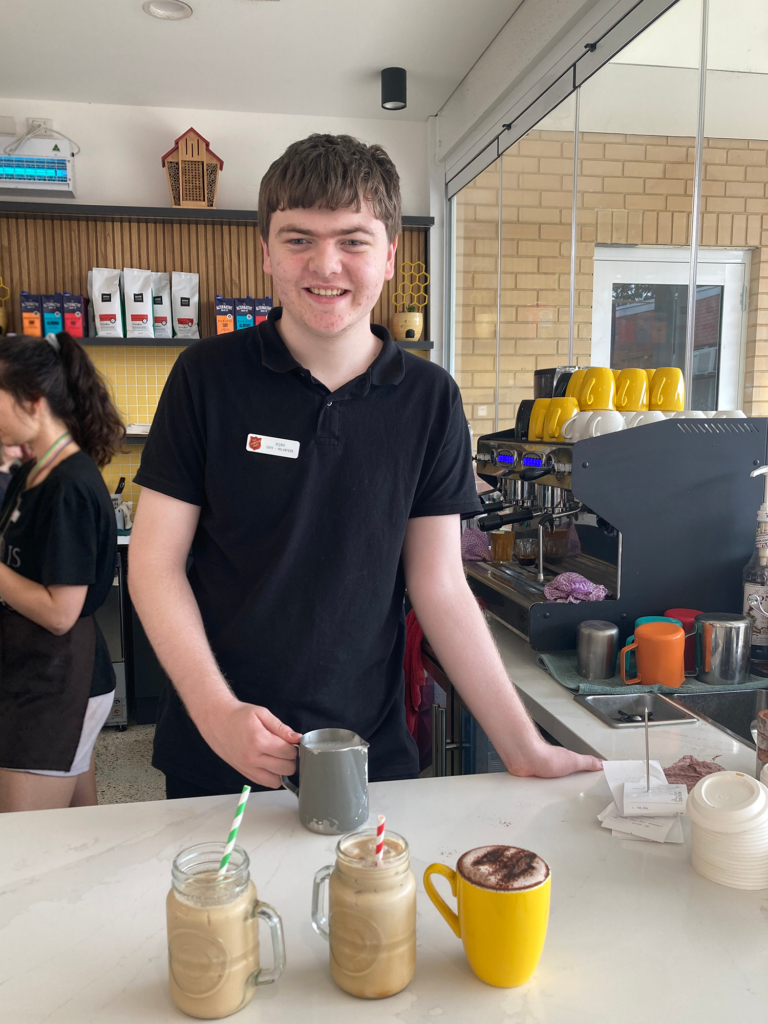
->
<box><xmin>687</xmin><ymin>772</ymin><xmax>768</xmax><ymax>833</ymax></box>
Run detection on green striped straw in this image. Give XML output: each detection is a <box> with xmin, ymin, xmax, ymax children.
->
<box><xmin>217</xmin><ymin>785</ymin><xmax>251</xmax><ymax>877</ymax></box>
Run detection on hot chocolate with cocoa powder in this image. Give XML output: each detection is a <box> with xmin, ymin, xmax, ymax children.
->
<box><xmin>458</xmin><ymin>845</ymin><xmax>550</xmax><ymax>892</ymax></box>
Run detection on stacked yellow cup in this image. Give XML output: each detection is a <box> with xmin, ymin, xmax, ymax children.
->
<box><xmin>561</xmin><ymin>371</ymin><xmax>591</xmax><ymax>441</ymax></box>
<box><xmin>527</xmin><ymin>397</ymin><xmax>551</xmax><ymax>441</ymax></box>
<box><xmin>615</xmin><ymin>368</ymin><xmax>649</xmax><ymax>426</ymax></box>
<box><xmin>564</xmin><ymin>367</ymin><xmax>625</xmax><ymax>441</ymax></box>
<box><xmin>542</xmin><ymin>396</ymin><xmax>579</xmax><ymax>442</ymax></box>
<box><xmin>631</xmin><ymin>367</ymin><xmax>685</xmax><ymax>426</ymax></box>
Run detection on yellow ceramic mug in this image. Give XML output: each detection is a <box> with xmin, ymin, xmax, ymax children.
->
<box><xmin>650</xmin><ymin>366</ymin><xmax>684</xmax><ymax>412</ymax></box>
<box><xmin>615</xmin><ymin>368</ymin><xmax>649</xmax><ymax>412</ymax></box>
<box><xmin>423</xmin><ymin>845</ymin><xmax>551</xmax><ymax>989</ymax></box>
<box><xmin>543</xmin><ymin>396</ymin><xmax>579</xmax><ymax>442</ymax></box>
<box><xmin>564</xmin><ymin>368</ymin><xmax>587</xmax><ymax>404</ymax></box>
<box><xmin>579</xmin><ymin>366</ymin><xmax>615</xmax><ymax>411</ymax></box>
<box><xmin>528</xmin><ymin>398</ymin><xmax>551</xmax><ymax>441</ymax></box>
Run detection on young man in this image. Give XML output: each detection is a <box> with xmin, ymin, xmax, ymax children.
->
<box><xmin>130</xmin><ymin>134</ymin><xmax>601</xmax><ymax>798</ymax></box>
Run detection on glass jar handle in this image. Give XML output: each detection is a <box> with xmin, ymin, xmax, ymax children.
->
<box><xmin>311</xmin><ymin>864</ymin><xmax>333</xmax><ymax>941</ymax></box>
<box><xmin>253</xmin><ymin>901</ymin><xmax>286</xmax><ymax>986</ymax></box>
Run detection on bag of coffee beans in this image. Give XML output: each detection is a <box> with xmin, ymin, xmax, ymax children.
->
<box><xmin>63</xmin><ymin>293</ymin><xmax>86</xmax><ymax>337</ymax></box>
<box><xmin>151</xmin><ymin>272</ymin><xmax>172</xmax><ymax>339</ymax></box>
<box><xmin>172</xmin><ymin>271</ymin><xmax>199</xmax><ymax>340</ymax></box>
<box><xmin>215</xmin><ymin>296</ymin><xmax>234</xmax><ymax>335</ymax></box>
<box><xmin>254</xmin><ymin>297</ymin><xmax>273</xmax><ymax>325</ymax></box>
<box><xmin>124</xmin><ymin>269</ymin><xmax>154</xmax><ymax>339</ymax></box>
<box><xmin>42</xmin><ymin>294</ymin><xmax>64</xmax><ymax>335</ymax></box>
<box><xmin>92</xmin><ymin>268</ymin><xmax>124</xmax><ymax>337</ymax></box>
<box><xmin>234</xmin><ymin>297</ymin><xmax>255</xmax><ymax>331</ymax></box>
<box><xmin>20</xmin><ymin>292</ymin><xmax>42</xmax><ymax>337</ymax></box>
<box><xmin>86</xmin><ymin>272</ymin><xmax>95</xmax><ymax>337</ymax></box>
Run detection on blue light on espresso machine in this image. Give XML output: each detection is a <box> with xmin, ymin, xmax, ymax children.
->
<box><xmin>522</xmin><ymin>454</ymin><xmax>544</xmax><ymax>468</ymax></box>
<box><xmin>497</xmin><ymin>453</ymin><xmax>515</xmax><ymax>465</ymax></box>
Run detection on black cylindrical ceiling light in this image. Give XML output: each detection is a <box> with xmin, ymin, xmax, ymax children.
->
<box><xmin>381</xmin><ymin>67</ymin><xmax>407</xmax><ymax>111</ymax></box>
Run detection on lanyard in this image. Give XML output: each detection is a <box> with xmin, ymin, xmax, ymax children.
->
<box><xmin>27</xmin><ymin>431</ymin><xmax>73</xmax><ymax>488</ymax></box>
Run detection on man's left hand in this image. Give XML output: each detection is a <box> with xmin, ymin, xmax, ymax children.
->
<box><xmin>502</xmin><ymin>741</ymin><xmax>602</xmax><ymax>778</ymax></box>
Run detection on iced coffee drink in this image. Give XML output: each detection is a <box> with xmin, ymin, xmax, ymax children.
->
<box><xmin>312</xmin><ymin>829</ymin><xmax>416</xmax><ymax>998</ymax></box>
<box><xmin>166</xmin><ymin>843</ymin><xmax>285</xmax><ymax>1019</ymax></box>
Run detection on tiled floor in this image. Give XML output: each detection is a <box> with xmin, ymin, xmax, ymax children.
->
<box><xmin>94</xmin><ymin>724</ymin><xmax>165</xmax><ymax>804</ymax></box>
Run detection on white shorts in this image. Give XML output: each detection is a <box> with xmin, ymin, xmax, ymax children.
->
<box><xmin>8</xmin><ymin>691</ymin><xmax>116</xmax><ymax>778</ymax></box>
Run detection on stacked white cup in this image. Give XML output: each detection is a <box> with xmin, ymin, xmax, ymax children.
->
<box><xmin>687</xmin><ymin>772</ymin><xmax>768</xmax><ymax>889</ymax></box>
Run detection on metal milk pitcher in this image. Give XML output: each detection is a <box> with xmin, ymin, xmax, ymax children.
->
<box><xmin>695</xmin><ymin>612</ymin><xmax>752</xmax><ymax>686</ymax></box>
<box><xmin>281</xmin><ymin>728</ymin><xmax>369</xmax><ymax>835</ymax></box>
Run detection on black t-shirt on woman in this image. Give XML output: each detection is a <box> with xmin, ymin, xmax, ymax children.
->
<box><xmin>1</xmin><ymin>450</ymin><xmax>117</xmax><ymax>697</ymax></box>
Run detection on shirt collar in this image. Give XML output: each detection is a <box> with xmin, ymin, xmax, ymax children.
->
<box><xmin>259</xmin><ymin>307</ymin><xmax>405</xmax><ymax>388</ymax></box>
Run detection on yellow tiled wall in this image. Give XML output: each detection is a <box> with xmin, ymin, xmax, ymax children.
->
<box><xmin>89</xmin><ymin>345</ymin><xmax>184</xmax><ymax>506</ymax></box>
<box><xmin>455</xmin><ymin>129</ymin><xmax>768</xmax><ymax>439</ymax></box>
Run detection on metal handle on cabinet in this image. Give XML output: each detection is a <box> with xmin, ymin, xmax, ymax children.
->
<box><xmin>432</xmin><ymin>703</ymin><xmax>460</xmax><ymax>777</ymax></box>
<box><xmin>432</xmin><ymin>704</ymin><xmax>446</xmax><ymax>777</ymax></box>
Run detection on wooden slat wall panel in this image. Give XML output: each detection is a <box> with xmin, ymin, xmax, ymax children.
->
<box><xmin>0</xmin><ymin>215</ymin><xmax>429</xmax><ymax>340</ymax></box>
<box><xmin>371</xmin><ymin>229</ymin><xmax>429</xmax><ymax>338</ymax></box>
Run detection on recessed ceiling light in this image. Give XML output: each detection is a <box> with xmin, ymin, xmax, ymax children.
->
<box><xmin>143</xmin><ymin>1</ymin><xmax>193</xmax><ymax>20</ymax></box>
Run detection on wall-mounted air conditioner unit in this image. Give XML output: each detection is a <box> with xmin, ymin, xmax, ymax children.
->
<box><xmin>0</xmin><ymin>137</ymin><xmax>75</xmax><ymax>198</ymax></box>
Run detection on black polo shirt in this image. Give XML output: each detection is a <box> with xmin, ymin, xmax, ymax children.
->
<box><xmin>135</xmin><ymin>308</ymin><xmax>481</xmax><ymax>790</ymax></box>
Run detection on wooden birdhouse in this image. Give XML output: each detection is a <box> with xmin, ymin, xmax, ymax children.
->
<box><xmin>161</xmin><ymin>128</ymin><xmax>224</xmax><ymax>209</ymax></box>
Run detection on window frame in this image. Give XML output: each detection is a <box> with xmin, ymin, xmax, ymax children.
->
<box><xmin>590</xmin><ymin>245</ymin><xmax>750</xmax><ymax>410</ymax></box>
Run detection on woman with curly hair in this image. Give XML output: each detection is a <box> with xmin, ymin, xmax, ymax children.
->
<box><xmin>0</xmin><ymin>332</ymin><xmax>124</xmax><ymax>811</ymax></box>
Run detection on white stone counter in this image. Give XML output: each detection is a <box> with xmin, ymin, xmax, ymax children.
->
<box><xmin>2</xmin><ymin>769</ymin><xmax>767</xmax><ymax>1023</ymax></box>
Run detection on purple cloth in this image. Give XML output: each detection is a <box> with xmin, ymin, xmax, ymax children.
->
<box><xmin>461</xmin><ymin>527</ymin><xmax>491</xmax><ymax>561</ymax></box>
<box><xmin>543</xmin><ymin>572</ymin><xmax>607</xmax><ymax>604</ymax></box>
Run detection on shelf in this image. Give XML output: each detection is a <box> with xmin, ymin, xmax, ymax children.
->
<box><xmin>81</xmin><ymin>337</ymin><xmax>191</xmax><ymax>347</ymax></box>
<box><xmin>83</xmin><ymin>337</ymin><xmax>434</xmax><ymax>350</ymax></box>
<box><xmin>0</xmin><ymin>200</ymin><xmax>434</xmax><ymax>229</ymax></box>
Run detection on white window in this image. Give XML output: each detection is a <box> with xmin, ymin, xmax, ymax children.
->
<box><xmin>591</xmin><ymin>246</ymin><xmax>751</xmax><ymax>411</ymax></box>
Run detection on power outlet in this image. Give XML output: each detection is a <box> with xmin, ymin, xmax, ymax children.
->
<box><xmin>28</xmin><ymin>117</ymin><xmax>54</xmax><ymax>137</ymax></box>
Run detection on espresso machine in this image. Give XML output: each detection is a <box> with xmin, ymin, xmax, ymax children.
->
<box><xmin>466</xmin><ymin>418</ymin><xmax>768</xmax><ymax>650</ymax></box>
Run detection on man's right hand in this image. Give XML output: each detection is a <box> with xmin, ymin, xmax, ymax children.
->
<box><xmin>200</xmin><ymin>701</ymin><xmax>303</xmax><ymax>789</ymax></box>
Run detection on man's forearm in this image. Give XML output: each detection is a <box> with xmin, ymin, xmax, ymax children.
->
<box><xmin>129</xmin><ymin>559</ymin><xmax>237</xmax><ymax>722</ymax></box>
<box><xmin>408</xmin><ymin>577</ymin><xmax>543</xmax><ymax>771</ymax></box>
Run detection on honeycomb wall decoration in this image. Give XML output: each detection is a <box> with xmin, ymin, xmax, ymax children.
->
<box><xmin>392</xmin><ymin>261</ymin><xmax>429</xmax><ymax>312</ymax></box>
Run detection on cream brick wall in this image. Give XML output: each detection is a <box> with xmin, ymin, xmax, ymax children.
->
<box><xmin>455</xmin><ymin>130</ymin><xmax>768</xmax><ymax>439</ymax></box>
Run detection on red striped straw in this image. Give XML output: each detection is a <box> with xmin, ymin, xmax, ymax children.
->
<box><xmin>375</xmin><ymin>814</ymin><xmax>386</xmax><ymax>866</ymax></box>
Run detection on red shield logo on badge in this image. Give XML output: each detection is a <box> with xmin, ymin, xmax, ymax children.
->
<box><xmin>248</xmin><ymin>435</ymin><xmax>262</xmax><ymax>451</ymax></box>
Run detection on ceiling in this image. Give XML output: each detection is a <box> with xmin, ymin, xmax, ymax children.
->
<box><xmin>612</xmin><ymin>0</ymin><xmax>768</xmax><ymax>74</ymax></box>
<box><xmin>0</xmin><ymin>0</ymin><xmax>521</xmax><ymax>121</ymax></box>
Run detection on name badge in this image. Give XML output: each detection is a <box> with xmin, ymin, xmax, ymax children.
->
<box><xmin>245</xmin><ymin>433</ymin><xmax>300</xmax><ymax>459</ymax></box>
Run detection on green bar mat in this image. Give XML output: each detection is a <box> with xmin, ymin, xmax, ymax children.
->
<box><xmin>538</xmin><ymin>651</ymin><xmax>768</xmax><ymax>696</ymax></box>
